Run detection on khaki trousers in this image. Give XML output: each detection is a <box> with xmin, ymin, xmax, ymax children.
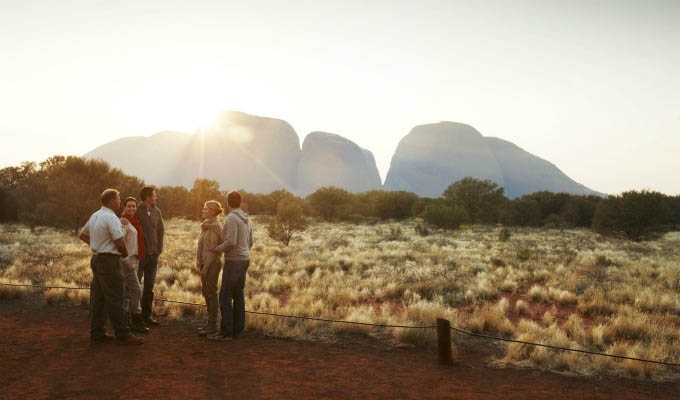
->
<box><xmin>121</xmin><ymin>256</ymin><xmax>142</xmax><ymax>315</ymax></box>
<box><xmin>201</xmin><ymin>260</ymin><xmax>221</xmax><ymax>327</ymax></box>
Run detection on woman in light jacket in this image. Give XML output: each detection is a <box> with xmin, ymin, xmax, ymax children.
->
<box><xmin>120</xmin><ymin>197</ymin><xmax>149</xmax><ymax>333</ymax></box>
<box><xmin>196</xmin><ymin>200</ymin><xmax>224</xmax><ymax>335</ymax></box>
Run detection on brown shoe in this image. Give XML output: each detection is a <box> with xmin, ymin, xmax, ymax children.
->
<box><xmin>116</xmin><ymin>335</ymin><xmax>144</xmax><ymax>345</ymax></box>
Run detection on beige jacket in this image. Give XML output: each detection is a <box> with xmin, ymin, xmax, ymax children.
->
<box><xmin>196</xmin><ymin>218</ymin><xmax>223</xmax><ymax>273</ymax></box>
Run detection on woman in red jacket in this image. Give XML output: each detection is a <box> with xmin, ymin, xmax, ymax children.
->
<box><xmin>120</xmin><ymin>197</ymin><xmax>150</xmax><ymax>334</ymax></box>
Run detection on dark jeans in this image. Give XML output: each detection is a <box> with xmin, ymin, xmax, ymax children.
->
<box><xmin>90</xmin><ymin>254</ymin><xmax>131</xmax><ymax>340</ymax></box>
<box><xmin>137</xmin><ymin>253</ymin><xmax>159</xmax><ymax>318</ymax></box>
<box><xmin>219</xmin><ymin>259</ymin><xmax>249</xmax><ymax>336</ymax></box>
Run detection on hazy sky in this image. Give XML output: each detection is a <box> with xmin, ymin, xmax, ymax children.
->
<box><xmin>1</xmin><ymin>0</ymin><xmax>679</xmax><ymax>195</ymax></box>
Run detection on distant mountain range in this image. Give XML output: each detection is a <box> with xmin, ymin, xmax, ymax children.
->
<box><xmin>84</xmin><ymin>111</ymin><xmax>603</xmax><ymax>198</ymax></box>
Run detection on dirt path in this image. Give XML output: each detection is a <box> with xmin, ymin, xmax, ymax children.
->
<box><xmin>0</xmin><ymin>295</ymin><xmax>676</xmax><ymax>400</ymax></box>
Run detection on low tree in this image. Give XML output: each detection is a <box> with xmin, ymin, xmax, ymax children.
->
<box><xmin>442</xmin><ymin>177</ymin><xmax>506</xmax><ymax>223</ymax></box>
<box><xmin>668</xmin><ymin>195</ymin><xmax>680</xmax><ymax>230</ymax></box>
<box><xmin>157</xmin><ymin>185</ymin><xmax>192</xmax><ymax>219</ymax></box>
<box><xmin>306</xmin><ymin>186</ymin><xmax>352</xmax><ymax>221</ymax></box>
<box><xmin>261</xmin><ymin>190</ymin><xmax>297</xmax><ymax>215</ymax></box>
<box><xmin>238</xmin><ymin>189</ymin><xmax>266</xmax><ymax>215</ymax></box>
<box><xmin>0</xmin><ymin>186</ymin><xmax>18</xmax><ymax>221</ymax></box>
<box><xmin>411</xmin><ymin>197</ymin><xmax>436</xmax><ymax>218</ymax></box>
<box><xmin>560</xmin><ymin>196</ymin><xmax>599</xmax><ymax>227</ymax></box>
<box><xmin>593</xmin><ymin>190</ymin><xmax>671</xmax><ymax>241</ymax></box>
<box><xmin>523</xmin><ymin>191</ymin><xmax>571</xmax><ymax>222</ymax></box>
<box><xmin>267</xmin><ymin>200</ymin><xmax>309</xmax><ymax>246</ymax></box>
<box><xmin>41</xmin><ymin>156</ymin><xmax>144</xmax><ymax>234</ymax></box>
<box><xmin>501</xmin><ymin>198</ymin><xmax>542</xmax><ymax>227</ymax></box>
<box><xmin>423</xmin><ymin>201</ymin><xmax>469</xmax><ymax>230</ymax></box>
<box><xmin>13</xmin><ymin>162</ymin><xmax>48</xmax><ymax>233</ymax></box>
<box><xmin>189</xmin><ymin>179</ymin><xmax>222</xmax><ymax>220</ymax></box>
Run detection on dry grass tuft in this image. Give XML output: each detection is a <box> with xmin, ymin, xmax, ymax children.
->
<box><xmin>515</xmin><ymin>299</ymin><xmax>530</xmax><ymax>315</ymax></box>
<box><xmin>1</xmin><ymin>218</ymin><xmax>679</xmax><ymax>380</ymax></box>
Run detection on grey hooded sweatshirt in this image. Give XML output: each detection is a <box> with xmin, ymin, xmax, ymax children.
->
<box><xmin>215</xmin><ymin>208</ymin><xmax>253</xmax><ymax>261</ymax></box>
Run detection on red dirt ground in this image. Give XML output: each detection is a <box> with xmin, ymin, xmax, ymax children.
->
<box><xmin>1</xmin><ymin>295</ymin><xmax>677</xmax><ymax>400</ymax></box>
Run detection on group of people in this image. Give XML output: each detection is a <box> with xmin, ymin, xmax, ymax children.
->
<box><xmin>79</xmin><ymin>186</ymin><xmax>253</xmax><ymax>345</ymax></box>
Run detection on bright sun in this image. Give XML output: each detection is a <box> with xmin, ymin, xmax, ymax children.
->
<box><xmin>133</xmin><ymin>71</ymin><xmax>246</xmax><ymax>135</ymax></box>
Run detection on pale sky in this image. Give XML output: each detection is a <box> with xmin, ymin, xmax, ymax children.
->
<box><xmin>1</xmin><ymin>0</ymin><xmax>679</xmax><ymax>195</ymax></box>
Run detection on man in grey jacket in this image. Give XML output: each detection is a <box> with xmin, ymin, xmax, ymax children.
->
<box><xmin>208</xmin><ymin>190</ymin><xmax>253</xmax><ymax>341</ymax></box>
<box><xmin>135</xmin><ymin>186</ymin><xmax>165</xmax><ymax>326</ymax></box>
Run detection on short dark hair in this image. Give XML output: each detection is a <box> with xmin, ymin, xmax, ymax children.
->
<box><xmin>123</xmin><ymin>197</ymin><xmax>137</xmax><ymax>207</ymax></box>
<box><xmin>100</xmin><ymin>189</ymin><xmax>120</xmax><ymax>205</ymax></box>
<box><xmin>227</xmin><ymin>191</ymin><xmax>241</xmax><ymax>208</ymax></box>
<box><xmin>140</xmin><ymin>186</ymin><xmax>155</xmax><ymax>201</ymax></box>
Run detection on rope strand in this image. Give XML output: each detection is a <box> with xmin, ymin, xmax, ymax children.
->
<box><xmin>2</xmin><ymin>282</ymin><xmax>678</xmax><ymax>367</ymax></box>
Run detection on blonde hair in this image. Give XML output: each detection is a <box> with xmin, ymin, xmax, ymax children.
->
<box><xmin>204</xmin><ymin>200</ymin><xmax>224</xmax><ymax>216</ymax></box>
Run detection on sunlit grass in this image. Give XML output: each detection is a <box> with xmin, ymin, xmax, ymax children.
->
<box><xmin>1</xmin><ymin>219</ymin><xmax>679</xmax><ymax>380</ymax></box>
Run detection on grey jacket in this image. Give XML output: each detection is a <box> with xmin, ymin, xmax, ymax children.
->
<box><xmin>215</xmin><ymin>209</ymin><xmax>253</xmax><ymax>261</ymax></box>
<box><xmin>135</xmin><ymin>202</ymin><xmax>165</xmax><ymax>255</ymax></box>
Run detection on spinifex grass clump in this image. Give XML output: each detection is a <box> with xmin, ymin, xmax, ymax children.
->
<box><xmin>1</xmin><ymin>218</ymin><xmax>679</xmax><ymax>380</ymax></box>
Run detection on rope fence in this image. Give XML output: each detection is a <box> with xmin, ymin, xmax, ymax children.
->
<box><xmin>1</xmin><ymin>282</ymin><xmax>679</xmax><ymax>368</ymax></box>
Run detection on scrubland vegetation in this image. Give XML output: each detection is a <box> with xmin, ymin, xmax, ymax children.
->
<box><xmin>2</xmin><ymin>218</ymin><xmax>679</xmax><ymax>381</ymax></box>
<box><xmin>2</xmin><ymin>157</ymin><xmax>680</xmax><ymax>241</ymax></box>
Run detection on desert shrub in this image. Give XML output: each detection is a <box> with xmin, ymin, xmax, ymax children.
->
<box><xmin>497</xmin><ymin>227</ymin><xmax>511</xmax><ymax>242</ymax></box>
<box><xmin>523</xmin><ymin>191</ymin><xmax>572</xmax><ymax>221</ymax></box>
<box><xmin>561</xmin><ymin>196</ymin><xmax>600</xmax><ymax>227</ymax></box>
<box><xmin>468</xmin><ymin>298</ymin><xmax>514</xmax><ymax>336</ymax></box>
<box><xmin>578</xmin><ymin>293</ymin><xmax>617</xmax><ymax>316</ymax></box>
<box><xmin>0</xmin><ymin>185</ymin><xmax>18</xmax><ymax>222</ymax></box>
<box><xmin>423</xmin><ymin>202</ymin><xmax>469</xmax><ymax>230</ymax></box>
<box><xmin>156</xmin><ymin>185</ymin><xmax>191</xmax><ymax>218</ymax></box>
<box><xmin>267</xmin><ymin>201</ymin><xmax>309</xmax><ymax>246</ymax></box>
<box><xmin>347</xmin><ymin>213</ymin><xmax>367</xmax><ymax>224</ymax></box>
<box><xmin>0</xmin><ymin>247</ymin><xmax>13</xmax><ymax>269</ymax></box>
<box><xmin>528</xmin><ymin>285</ymin><xmax>549</xmax><ymax>303</ymax></box>
<box><xmin>502</xmin><ymin>198</ymin><xmax>542</xmax><ymax>227</ymax></box>
<box><xmin>260</xmin><ymin>190</ymin><xmax>299</xmax><ymax>216</ymax></box>
<box><xmin>516</xmin><ymin>247</ymin><xmax>533</xmax><ymax>262</ymax></box>
<box><xmin>542</xmin><ymin>213</ymin><xmax>569</xmax><ymax>229</ymax></box>
<box><xmin>490</xmin><ymin>257</ymin><xmax>506</xmax><ymax>267</ymax></box>
<box><xmin>515</xmin><ymin>299</ymin><xmax>530</xmax><ymax>315</ymax></box>
<box><xmin>442</xmin><ymin>178</ymin><xmax>507</xmax><ymax>223</ymax></box>
<box><xmin>306</xmin><ymin>186</ymin><xmax>353</xmax><ymax>221</ymax></box>
<box><xmin>411</xmin><ymin>197</ymin><xmax>436</xmax><ymax>218</ymax></box>
<box><xmin>669</xmin><ymin>196</ymin><xmax>680</xmax><ymax>230</ymax></box>
<box><xmin>499</xmin><ymin>279</ymin><xmax>517</xmax><ymax>293</ymax></box>
<box><xmin>593</xmin><ymin>190</ymin><xmax>671</xmax><ymax>241</ymax></box>
<box><xmin>548</xmin><ymin>287</ymin><xmax>578</xmax><ymax>305</ymax></box>
<box><xmin>414</xmin><ymin>223</ymin><xmax>430</xmax><ymax>237</ymax></box>
<box><xmin>576</xmin><ymin>256</ymin><xmax>617</xmax><ymax>290</ymax></box>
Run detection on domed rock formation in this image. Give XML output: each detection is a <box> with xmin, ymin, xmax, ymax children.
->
<box><xmin>296</xmin><ymin>132</ymin><xmax>382</xmax><ymax>196</ymax></box>
<box><xmin>384</xmin><ymin>121</ymin><xmax>601</xmax><ymax>198</ymax></box>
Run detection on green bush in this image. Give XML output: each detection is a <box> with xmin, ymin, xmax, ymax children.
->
<box><xmin>267</xmin><ymin>200</ymin><xmax>309</xmax><ymax>246</ymax></box>
<box><xmin>592</xmin><ymin>190</ymin><xmax>671</xmax><ymax>241</ymax></box>
<box><xmin>423</xmin><ymin>202</ymin><xmax>470</xmax><ymax>230</ymax></box>
<box><xmin>306</xmin><ymin>186</ymin><xmax>353</xmax><ymax>221</ymax></box>
<box><xmin>501</xmin><ymin>198</ymin><xmax>541</xmax><ymax>227</ymax></box>
<box><xmin>442</xmin><ymin>177</ymin><xmax>506</xmax><ymax>223</ymax></box>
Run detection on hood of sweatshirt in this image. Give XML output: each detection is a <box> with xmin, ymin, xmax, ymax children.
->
<box><xmin>231</xmin><ymin>209</ymin><xmax>250</xmax><ymax>224</ymax></box>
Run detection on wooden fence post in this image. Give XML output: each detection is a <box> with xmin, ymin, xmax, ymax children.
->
<box><xmin>437</xmin><ymin>318</ymin><xmax>452</xmax><ymax>364</ymax></box>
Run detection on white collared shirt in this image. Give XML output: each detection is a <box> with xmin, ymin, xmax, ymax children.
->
<box><xmin>122</xmin><ymin>221</ymin><xmax>138</xmax><ymax>258</ymax></box>
<box><xmin>80</xmin><ymin>207</ymin><xmax>124</xmax><ymax>255</ymax></box>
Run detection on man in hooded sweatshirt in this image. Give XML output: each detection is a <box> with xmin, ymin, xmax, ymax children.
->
<box><xmin>208</xmin><ymin>190</ymin><xmax>253</xmax><ymax>341</ymax></box>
